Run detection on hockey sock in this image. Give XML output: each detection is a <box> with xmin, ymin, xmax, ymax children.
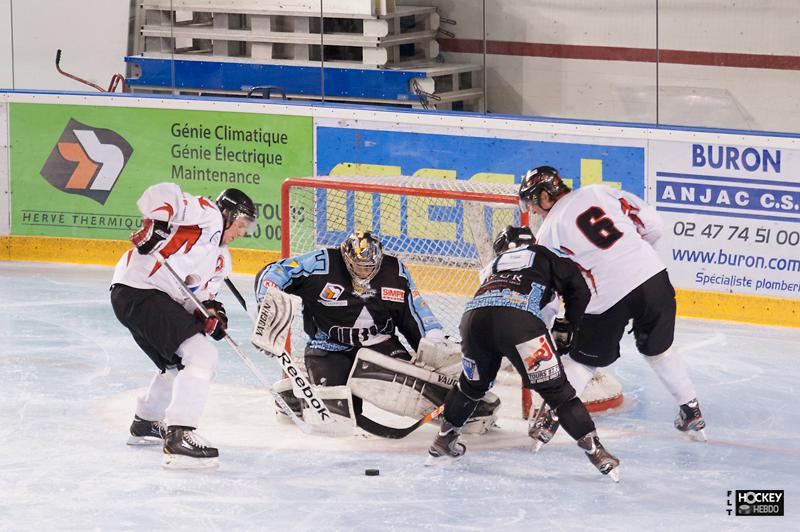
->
<box><xmin>166</xmin><ymin>334</ymin><xmax>219</xmax><ymax>428</ymax></box>
<box><xmin>561</xmin><ymin>355</ymin><xmax>597</xmax><ymax>397</ymax></box>
<box><xmin>442</xmin><ymin>383</ymin><xmax>481</xmax><ymax>428</ymax></box>
<box><xmin>554</xmin><ymin>396</ymin><xmax>596</xmax><ymax>441</ymax></box>
<box><xmin>644</xmin><ymin>349</ymin><xmax>697</xmax><ymax>405</ymax></box>
<box><xmin>136</xmin><ymin>367</ymin><xmax>178</xmax><ymax>421</ymax></box>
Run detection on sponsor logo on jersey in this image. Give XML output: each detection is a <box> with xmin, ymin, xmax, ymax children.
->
<box><xmin>40</xmin><ymin>118</ymin><xmax>133</xmax><ymax>205</ymax></box>
<box><xmin>462</xmin><ymin>357</ymin><xmax>480</xmax><ymax>381</ymax></box>
<box><xmin>525</xmin><ymin>335</ymin><xmax>554</xmax><ymax>372</ymax></box>
<box><xmin>261</xmin><ymin>279</ymin><xmax>279</xmax><ymax>291</ymax></box>
<box><xmin>518</xmin><ymin>334</ymin><xmax>560</xmax><ymax>384</ymax></box>
<box><xmin>381</xmin><ymin>287</ymin><xmax>405</xmax><ymax>303</ymax></box>
<box><xmin>319</xmin><ymin>283</ymin><xmax>347</xmax><ymax>306</ymax></box>
<box><xmin>215</xmin><ymin>255</ymin><xmax>225</xmax><ymax>273</ymax></box>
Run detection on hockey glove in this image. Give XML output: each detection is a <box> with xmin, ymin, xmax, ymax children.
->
<box><xmin>131</xmin><ymin>219</ymin><xmax>171</xmax><ymax>255</ymax></box>
<box><xmin>196</xmin><ymin>300</ymin><xmax>228</xmax><ymax>341</ymax></box>
<box><xmin>551</xmin><ymin>318</ymin><xmax>574</xmax><ymax>356</ymax></box>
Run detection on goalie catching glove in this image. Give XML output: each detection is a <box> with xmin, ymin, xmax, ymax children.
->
<box><xmin>131</xmin><ymin>219</ymin><xmax>171</xmax><ymax>255</ymax></box>
<box><xmin>195</xmin><ymin>300</ymin><xmax>227</xmax><ymax>341</ymax></box>
<box><xmin>252</xmin><ymin>286</ymin><xmax>297</xmax><ymax>356</ymax></box>
<box><xmin>551</xmin><ymin>317</ymin><xmax>573</xmax><ymax>355</ymax></box>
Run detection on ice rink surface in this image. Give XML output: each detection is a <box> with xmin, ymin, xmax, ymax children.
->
<box><xmin>0</xmin><ymin>261</ymin><xmax>797</xmax><ymax>531</ymax></box>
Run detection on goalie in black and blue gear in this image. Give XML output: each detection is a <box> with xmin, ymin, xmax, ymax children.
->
<box><xmin>254</xmin><ymin>231</ymin><xmax>500</xmax><ymax>436</ymax></box>
<box><xmin>425</xmin><ymin>225</ymin><xmax>621</xmax><ymax>480</ymax></box>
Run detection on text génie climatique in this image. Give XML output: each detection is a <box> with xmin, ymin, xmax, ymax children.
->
<box><xmin>169</xmin><ymin>122</ymin><xmax>289</xmax><ymax>184</ymax></box>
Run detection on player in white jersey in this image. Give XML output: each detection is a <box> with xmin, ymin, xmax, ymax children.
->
<box><xmin>110</xmin><ymin>183</ymin><xmax>256</xmax><ymax>469</ymax></box>
<box><xmin>518</xmin><ymin>166</ymin><xmax>706</xmax><ymax>448</ymax></box>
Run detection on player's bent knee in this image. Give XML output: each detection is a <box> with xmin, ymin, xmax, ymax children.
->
<box><xmin>176</xmin><ymin>333</ymin><xmax>219</xmax><ymax>380</ymax></box>
<box><xmin>538</xmin><ymin>384</ymin><xmax>576</xmax><ymax>412</ymax></box>
<box><xmin>457</xmin><ymin>375</ymin><xmax>489</xmax><ymax>401</ymax></box>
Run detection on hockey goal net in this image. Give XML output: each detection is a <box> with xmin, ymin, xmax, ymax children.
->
<box><xmin>280</xmin><ymin>175</ymin><xmax>622</xmax><ymax>417</ymax></box>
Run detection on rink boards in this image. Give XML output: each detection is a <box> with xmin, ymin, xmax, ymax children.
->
<box><xmin>0</xmin><ymin>90</ymin><xmax>798</xmax><ymax>327</ymax></box>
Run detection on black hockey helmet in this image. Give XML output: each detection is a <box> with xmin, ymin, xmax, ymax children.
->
<box><xmin>493</xmin><ymin>225</ymin><xmax>535</xmax><ymax>255</ymax></box>
<box><xmin>216</xmin><ymin>188</ymin><xmax>257</xmax><ymax>230</ymax></box>
<box><xmin>341</xmin><ymin>230</ymin><xmax>384</xmax><ymax>286</ymax></box>
<box><xmin>518</xmin><ymin>166</ymin><xmax>571</xmax><ymax>211</ymax></box>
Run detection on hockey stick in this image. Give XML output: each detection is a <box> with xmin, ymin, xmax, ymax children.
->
<box><xmin>224</xmin><ymin>277</ymin><xmax>337</xmax><ymax>429</ymax></box>
<box><xmin>154</xmin><ymin>253</ymin><xmax>315</xmax><ymax>434</ymax></box>
<box><xmin>226</xmin><ymin>277</ymin><xmax>442</xmax><ymax>438</ymax></box>
<box><xmin>355</xmin><ymin>404</ymin><xmax>445</xmax><ymax>439</ymax></box>
<box><xmin>224</xmin><ymin>277</ymin><xmax>248</xmax><ymax>312</ymax></box>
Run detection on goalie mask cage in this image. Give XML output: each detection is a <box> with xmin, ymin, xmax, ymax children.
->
<box><xmin>280</xmin><ymin>175</ymin><xmax>622</xmax><ymax>418</ymax></box>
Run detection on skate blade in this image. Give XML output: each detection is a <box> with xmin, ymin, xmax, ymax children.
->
<box><xmin>531</xmin><ymin>440</ymin><xmax>544</xmax><ymax>453</ymax></box>
<box><xmin>687</xmin><ymin>428</ymin><xmax>708</xmax><ymax>442</ymax></box>
<box><xmin>424</xmin><ymin>453</ymin><xmax>462</xmax><ymax>467</ymax></box>
<box><xmin>126</xmin><ymin>435</ymin><xmax>162</xmax><ymax>446</ymax></box>
<box><xmin>161</xmin><ymin>454</ymin><xmax>219</xmax><ymax>470</ymax></box>
<box><xmin>607</xmin><ymin>467</ymin><xmax>620</xmax><ymax>483</ymax></box>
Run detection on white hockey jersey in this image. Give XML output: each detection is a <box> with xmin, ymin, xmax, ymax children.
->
<box><xmin>111</xmin><ymin>183</ymin><xmax>231</xmax><ymax>311</ymax></box>
<box><xmin>534</xmin><ymin>184</ymin><xmax>665</xmax><ymax>315</ymax></box>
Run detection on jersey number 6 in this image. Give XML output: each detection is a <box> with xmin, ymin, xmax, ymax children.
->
<box><xmin>576</xmin><ymin>207</ymin><xmax>623</xmax><ymax>249</ymax></box>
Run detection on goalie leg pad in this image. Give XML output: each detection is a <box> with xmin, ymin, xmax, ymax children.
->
<box><xmin>348</xmin><ymin>348</ymin><xmax>456</xmax><ymax>419</ymax></box>
<box><xmin>348</xmin><ymin>349</ymin><xmax>502</xmax><ymax>430</ymax></box>
<box><xmin>462</xmin><ymin>391</ymin><xmax>501</xmax><ymax>434</ymax></box>
<box><xmin>302</xmin><ymin>385</ymin><xmax>356</xmax><ymax>436</ymax></box>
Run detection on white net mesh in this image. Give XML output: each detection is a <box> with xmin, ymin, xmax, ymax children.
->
<box><xmin>284</xmin><ymin>175</ymin><xmax>520</xmax><ymax>342</ymax></box>
<box><xmin>283</xmin><ymin>175</ymin><xmax>624</xmax><ymax>418</ymax></box>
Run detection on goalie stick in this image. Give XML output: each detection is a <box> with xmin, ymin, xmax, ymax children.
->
<box><xmin>355</xmin><ymin>404</ymin><xmax>445</xmax><ymax>440</ymax></box>
<box><xmin>225</xmin><ymin>279</ymin><xmax>338</xmax><ymax>430</ymax></box>
<box><xmin>154</xmin><ymin>253</ymin><xmax>315</xmax><ymax>434</ymax></box>
<box><xmin>225</xmin><ymin>277</ymin><xmax>444</xmax><ymax>439</ymax></box>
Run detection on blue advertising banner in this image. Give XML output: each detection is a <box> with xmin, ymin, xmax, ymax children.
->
<box><xmin>312</xmin><ymin>126</ymin><xmax>645</xmax><ymax>262</ymax></box>
<box><xmin>316</xmin><ymin>126</ymin><xmax>645</xmax><ymax>194</ymax></box>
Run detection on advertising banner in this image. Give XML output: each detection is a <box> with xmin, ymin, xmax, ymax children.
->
<box><xmin>650</xmin><ymin>140</ymin><xmax>800</xmax><ymax>299</ymax></box>
<box><xmin>317</xmin><ymin>126</ymin><xmax>645</xmax><ymax>194</ymax></box>
<box><xmin>9</xmin><ymin>103</ymin><xmax>312</xmax><ymax>250</ymax></box>
<box><xmin>0</xmin><ymin>102</ymin><xmax>9</xmax><ymax>235</ymax></box>
<box><xmin>315</xmin><ymin>125</ymin><xmax>645</xmax><ymax>257</ymax></box>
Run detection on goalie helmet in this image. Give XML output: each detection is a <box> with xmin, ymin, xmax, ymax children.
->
<box><xmin>493</xmin><ymin>225</ymin><xmax>535</xmax><ymax>255</ymax></box>
<box><xmin>216</xmin><ymin>188</ymin><xmax>257</xmax><ymax>230</ymax></box>
<box><xmin>518</xmin><ymin>166</ymin><xmax>571</xmax><ymax>211</ymax></box>
<box><xmin>341</xmin><ymin>231</ymin><xmax>383</xmax><ymax>291</ymax></box>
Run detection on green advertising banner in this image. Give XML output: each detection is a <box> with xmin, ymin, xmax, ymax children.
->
<box><xmin>9</xmin><ymin>103</ymin><xmax>313</xmax><ymax>250</ymax></box>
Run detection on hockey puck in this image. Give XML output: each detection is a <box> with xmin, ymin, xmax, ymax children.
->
<box><xmin>364</xmin><ymin>468</ymin><xmax>380</xmax><ymax>476</ymax></box>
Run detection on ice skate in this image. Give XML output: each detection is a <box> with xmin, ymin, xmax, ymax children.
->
<box><xmin>674</xmin><ymin>398</ymin><xmax>707</xmax><ymax>442</ymax></box>
<box><xmin>275</xmin><ymin>392</ymin><xmax>303</xmax><ymax>425</ymax></box>
<box><xmin>425</xmin><ymin>421</ymin><xmax>466</xmax><ymax>466</ymax></box>
<box><xmin>577</xmin><ymin>432</ymin><xmax>620</xmax><ymax>482</ymax></box>
<box><xmin>528</xmin><ymin>408</ymin><xmax>560</xmax><ymax>453</ymax></box>
<box><xmin>127</xmin><ymin>415</ymin><xmax>166</xmax><ymax>446</ymax></box>
<box><xmin>162</xmin><ymin>426</ymin><xmax>219</xmax><ymax>470</ymax></box>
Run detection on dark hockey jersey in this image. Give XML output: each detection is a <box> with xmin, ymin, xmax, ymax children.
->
<box><xmin>467</xmin><ymin>244</ymin><xmax>590</xmax><ymax>326</ymax></box>
<box><xmin>254</xmin><ymin>248</ymin><xmax>443</xmax><ymax>352</ymax></box>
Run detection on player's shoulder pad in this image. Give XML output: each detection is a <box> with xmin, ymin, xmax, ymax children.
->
<box><xmin>537</xmin><ymin>244</ymin><xmax>570</xmax><ymax>258</ymax></box>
